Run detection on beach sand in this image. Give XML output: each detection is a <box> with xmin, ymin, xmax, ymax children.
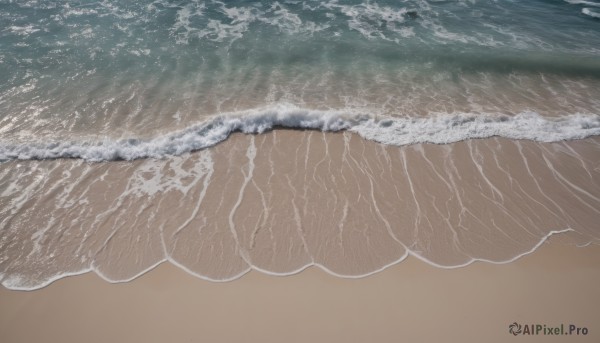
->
<box><xmin>1</xmin><ymin>131</ymin><xmax>598</xmax><ymax>288</ymax></box>
<box><xmin>1</xmin><ymin>240</ymin><xmax>599</xmax><ymax>343</ymax></box>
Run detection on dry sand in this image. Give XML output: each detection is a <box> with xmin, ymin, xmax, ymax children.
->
<box><xmin>1</xmin><ymin>240</ymin><xmax>599</xmax><ymax>343</ymax></box>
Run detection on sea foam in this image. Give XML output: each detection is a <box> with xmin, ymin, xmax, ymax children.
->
<box><xmin>0</xmin><ymin>105</ymin><xmax>598</xmax><ymax>162</ymax></box>
<box><xmin>582</xmin><ymin>7</ymin><xmax>600</xmax><ymax>18</ymax></box>
<box><xmin>565</xmin><ymin>0</ymin><xmax>600</xmax><ymax>7</ymax></box>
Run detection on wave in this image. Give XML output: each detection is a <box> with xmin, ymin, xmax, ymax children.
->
<box><xmin>582</xmin><ymin>7</ymin><xmax>600</xmax><ymax>18</ymax></box>
<box><xmin>565</xmin><ymin>0</ymin><xmax>600</xmax><ymax>7</ymax></box>
<box><xmin>1</xmin><ymin>105</ymin><xmax>599</xmax><ymax>162</ymax></box>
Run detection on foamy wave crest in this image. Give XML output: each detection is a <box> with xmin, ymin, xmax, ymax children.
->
<box><xmin>582</xmin><ymin>7</ymin><xmax>600</xmax><ymax>18</ymax></box>
<box><xmin>354</xmin><ymin>111</ymin><xmax>600</xmax><ymax>146</ymax></box>
<box><xmin>565</xmin><ymin>0</ymin><xmax>600</xmax><ymax>7</ymax></box>
<box><xmin>0</xmin><ymin>105</ymin><xmax>599</xmax><ymax>162</ymax></box>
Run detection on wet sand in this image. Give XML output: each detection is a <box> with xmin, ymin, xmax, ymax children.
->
<box><xmin>1</xmin><ymin>131</ymin><xmax>599</xmax><ymax>289</ymax></box>
<box><xmin>1</xmin><ymin>241</ymin><xmax>599</xmax><ymax>343</ymax></box>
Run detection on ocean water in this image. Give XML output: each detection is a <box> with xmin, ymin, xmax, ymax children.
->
<box><xmin>1</xmin><ymin>0</ymin><xmax>600</xmax><ymax>159</ymax></box>
<box><xmin>1</xmin><ymin>0</ymin><xmax>600</xmax><ymax>289</ymax></box>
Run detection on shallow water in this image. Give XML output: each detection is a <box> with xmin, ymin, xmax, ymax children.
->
<box><xmin>1</xmin><ymin>133</ymin><xmax>599</xmax><ymax>290</ymax></box>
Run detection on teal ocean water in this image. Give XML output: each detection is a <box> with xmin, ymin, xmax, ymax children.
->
<box><xmin>1</xmin><ymin>0</ymin><xmax>600</xmax><ymax>160</ymax></box>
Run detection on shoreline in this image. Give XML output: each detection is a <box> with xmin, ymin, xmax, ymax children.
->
<box><xmin>1</xmin><ymin>131</ymin><xmax>599</xmax><ymax>290</ymax></box>
<box><xmin>0</xmin><ymin>227</ymin><xmax>579</xmax><ymax>292</ymax></box>
<box><xmin>1</xmin><ymin>240</ymin><xmax>599</xmax><ymax>342</ymax></box>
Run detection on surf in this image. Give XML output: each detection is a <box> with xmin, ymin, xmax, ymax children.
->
<box><xmin>0</xmin><ymin>104</ymin><xmax>598</xmax><ymax>162</ymax></box>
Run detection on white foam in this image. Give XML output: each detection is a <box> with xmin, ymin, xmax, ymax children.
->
<box><xmin>353</xmin><ymin>111</ymin><xmax>600</xmax><ymax>146</ymax></box>
<box><xmin>582</xmin><ymin>7</ymin><xmax>600</xmax><ymax>18</ymax></box>
<box><xmin>170</xmin><ymin>1</ymin><xmax>327</xmax><ymax>44</ymax></box>
<box><xmin>565</xmin><ymin>0</ymin><xmax>600</xmax><ymax>7</ymax></box>
<box><xmin>170</xmin><ymin>1</ymin><xmax>206</xmax><ymax>44</ymax></box>
<box><xmin>322</xmin><ymin>2</ymin><xmax>414</xmax><ymax>41</ymax></box>
<box><xmin>0</xmin><ymin>104</ymin><xmax>598</xmax><ymax>162</ymax></box>
<box><xmin>9</xmin><ymin>25</ymin><xmax>40</xmax><ymax>36</ymax></box>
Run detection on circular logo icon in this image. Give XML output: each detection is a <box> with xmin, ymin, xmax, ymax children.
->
<box><xmin>509</xmin><ymin>322</ymin><xmax>522</xmax><ymax>336</ymax></box>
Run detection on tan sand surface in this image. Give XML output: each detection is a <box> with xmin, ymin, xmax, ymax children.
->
<box><xmin>1</xmin><ymin>241</ymin><xmax>599</xmax><ymax>343</ymax></box>
<box><xmin>2</xmin><ymin>133</ymin><xmax>599</xmax><ymax>289</ymax></box>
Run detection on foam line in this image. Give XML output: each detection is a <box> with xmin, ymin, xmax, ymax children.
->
<box><xmin>1</xmin><ymin>228</ymin><xmax>579</xmax><ymax>290</ymax></box>
<box><xmin>565</xmin><ymin>0</ymin><xmax>600</xmax><ymax>7</ymax></box>
<box><xmin>1</xmin><ymin>105</ymin><xmax>599</xmax><ymax>162</ymax></box>
<box><xmin>582</xmin><ymin>7</ymin><xmax>600</xmax><ymax>18</ymax></box>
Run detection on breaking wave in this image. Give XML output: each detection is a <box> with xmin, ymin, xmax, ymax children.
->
<box><xmin>582</xmin><ymin>7</ymin><xmax>600</xmax><ymax>18</ymax></box>
<box><xmin>1</xmin><ymin>105</ymin><xmax>599</xmax><ymax>162</ymax></box>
